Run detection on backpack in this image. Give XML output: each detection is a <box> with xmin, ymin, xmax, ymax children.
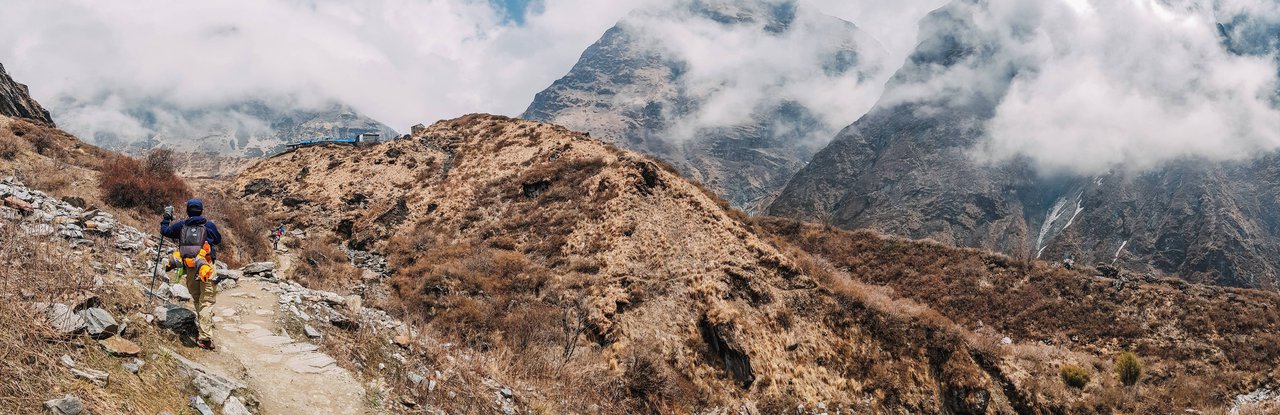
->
<box><xmin>178</xmin><ymin>224</ymin><xmax>208</xmax><ymax>259</ymax></box>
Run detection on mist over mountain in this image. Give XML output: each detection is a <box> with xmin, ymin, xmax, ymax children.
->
<box><xmin>525</xmin><ymin>0</ymin><xmax>890</xmax><ymax>211</ymax></box>
<box><xmin>772</xmin><ymin>0</ymin><xmax>1280</xmax><ymax>289</ymax></box>
<box><xmin>54</xmin><ymin>95</ymin><xmax>396</xmax><ymax>157</ymax></box>
<box><xmin>0</xmin><ymin>0</ymin><xmax>940</xmax><ymax>161</ymax></box>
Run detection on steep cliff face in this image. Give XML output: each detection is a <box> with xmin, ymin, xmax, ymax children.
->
<box><xmin>769</xmin><ymin>0</ymin><xmax>1042</xmax><ymax>253</ymax></box>
<box><xmin>524</xmin><ymin>0</ymin><xmax>886</xmax><ymax>212</ymax></box>
<box><xmin>770</xmin><ymin>0</ymin><xmax>1280</xmax><ymax>289</ymax></box>
<box><xmin>0</xmin><ymin>63</ymin><xmax>54</xmax><ymax>126</ymax></box>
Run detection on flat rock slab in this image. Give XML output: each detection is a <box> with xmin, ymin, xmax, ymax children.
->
<box><xmin>99</xmin><ymin>337</ymin><xmax>142</xmax><ymax>357</ymax></box>
<box><xmin>285</xmin><ymin>353</ymin><xmax>337</xmax><ymax>374</ymax></box>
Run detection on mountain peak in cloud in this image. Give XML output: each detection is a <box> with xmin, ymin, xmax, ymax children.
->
<box><xmin>525</xmin><ymin>0</ymin><xmax>890</xmax><ymax>211</ymax></box>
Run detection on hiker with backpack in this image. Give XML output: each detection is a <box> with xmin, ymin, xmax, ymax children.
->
<box><xmin>161</xmin><ymin>198</ymin><xmax>222</xmax><ymax>350</ymax></box>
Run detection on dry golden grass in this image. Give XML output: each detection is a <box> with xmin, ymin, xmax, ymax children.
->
<box><xmin>755</xmin><ymin>216</ymin><xmax>1280</xmax><ymax>413</ymax></box>
<box><xmin>286</xmin><ymin>236</ymin><xmax>363</xmax><ymax>294</ymax></box>
<box><xmin>0</xmin><ymin>226</ymin><xmax>196</xmax><ymax>414</ymax></box>
<box><xmin>234</xmin><ymin>115</ymin><xmax>1055</xmax><ymax>413</ymax></box>
<box><xmin>232</xmin><ymin>114</ymin><xmax>1280</xmax><ymax>414</ymax></box>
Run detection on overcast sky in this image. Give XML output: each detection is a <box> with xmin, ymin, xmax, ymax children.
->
<box><xmin>0</xmin><ymin>0</ymin><xmax>946</xmax><ymax>132</ymax></box>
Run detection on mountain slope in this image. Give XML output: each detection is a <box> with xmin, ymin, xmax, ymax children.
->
<box><xmin>523</xmin><ymin>0</ymin><xmax>887</xmax><ymax>213</ymax></box>
<box><xmin>236</xmin><ymin>114</ymin><xmax>1022</xmax><ymax>413</ymax></box>
<box><xmin>769</xmin><ymin>0</ymin><xmax>1280</xmax><ymax>289</ymax></box>
<box><xmin>0</xmin><ymin>63</ymin><xmax>53</xmax><ymax>126</ymax></box>
<box><xmin>232</xmin><ymin>114</ymin><xmax>1280</xmax><ymax>413</ymax></box>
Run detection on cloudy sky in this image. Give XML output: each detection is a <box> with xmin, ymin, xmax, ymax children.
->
<box><xmin>0</xmin><ymin>0</ymin><xmax>946</xmax><ymax>133</ymax></box>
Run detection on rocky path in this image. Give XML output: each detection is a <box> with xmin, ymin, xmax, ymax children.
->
<box><xmin>196</xmin><ymin>275</ymin><xmax>368</xmax><ymax>414</ymax></box>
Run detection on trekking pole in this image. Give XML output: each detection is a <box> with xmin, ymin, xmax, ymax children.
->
<box><xmin>148</xmin><ymin>205</ymin><xmax>174</xmax><ymax>306</ymax></box>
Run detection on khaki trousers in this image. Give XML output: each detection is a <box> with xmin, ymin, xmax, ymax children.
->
<box><xmin>183</xmin><ymin>266</ymin><xmax>217</xmax><ymax>340</ymax></box>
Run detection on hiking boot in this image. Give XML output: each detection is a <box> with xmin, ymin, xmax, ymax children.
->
<box><xmin>196</xmin><ymin>337</ymin><xmax>215</xmax><ymax>350</ymax></box>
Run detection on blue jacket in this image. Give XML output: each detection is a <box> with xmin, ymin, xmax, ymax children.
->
<box><xmin>161</xmin><ymin>216</ymin><xmax>222</xmax><ymax>259</ymax></box>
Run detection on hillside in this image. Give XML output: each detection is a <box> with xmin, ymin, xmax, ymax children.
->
<box><xmin>524</xmin><ymin>0</ymin><xmax>887</xmax><ymax>213</ymax></box>
<box><xmin>0</xmin><ymin>61</ymin><xmax>303</xmax><ymax>414</ymax></box>
<box><xmin>769</xmin><ymin>0</ymin><xmax>1280</xmax><ymax>290</ymax></box>
<box><xmin>234</xmin><ymin>114</ymin><xmax>1280</xmax><ymax>414</ymax></box>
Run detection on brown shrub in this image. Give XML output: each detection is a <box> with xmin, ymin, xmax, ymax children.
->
<box><xmin>288</xmin><ymin>237</ymin><xmax>361</xmax><ymax>293</ymax></box>
<box><xmin>623</xmin><ymin>348</ymin><xmax>676</xmax><ymax>412</ymax></box>
<box><xmin>145</xmin><ymin>148</ymin><xmax>178</xmax><ymax>175</ymax></box>
<box><xmin>98</xmin><ymin>154</ymin><xmax>191</xmax><ymax>214</ymax></box>
<box><xmin>0</xmin><ymin>132</ymin><xmax>26</xmax><ymax>159</ymax></box>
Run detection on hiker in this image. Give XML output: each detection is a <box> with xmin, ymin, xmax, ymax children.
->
<box><xmin>161</xmin><ymin>198</ymin><xmax>222</xmax><ymax>350</ymax></box>
<box><xmin>271</xmin><ymin>223</ymin><xmax>285</xmax><ymax>250</ymax></box>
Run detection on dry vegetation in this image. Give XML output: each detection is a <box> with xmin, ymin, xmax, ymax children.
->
<box><xmin>755</xmin><ymin>217</ymin><xmax>1280</xmax><ymax>413</ymax></box>
<box><xmin>0</xmin><ymin>114</ymin><xmax>273</xmax><ymax>412</ymax></box>
<box><xmin>228</xmin><ymin>115</ymin><xmax>1006</xmax><ymax>413</ymax></box>
<box><xmin>0</xmin><ymin>222</ymin><xmax>197</xmax><ymax>414</ymax></box>
<box><xmin>287</xmin><ymin>236</ymin><xmax>363</xmax><ymax>293</ymax></box>
<box><xmin>98</xmin><ymin>149</ymin><xmax>191</xmax><ymax>214</ymax></box>
<box><xmin>231</xmin><ymin>114</ymin><xmax>1280</xmax><ymax>414</ymax></box>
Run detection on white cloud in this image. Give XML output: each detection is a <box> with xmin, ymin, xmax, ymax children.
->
<box><xmin>884</xmin><ymin>0</ymin><xmax>1280</xmax><ymax>175</ymax></box>
<box><xmin>0</xmin><ymin>0</ymin><xmax>941</xmax><ymax>144</ymax></box>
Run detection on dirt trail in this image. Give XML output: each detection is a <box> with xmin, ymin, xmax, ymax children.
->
<box><xmin>194</xmin><ymin>254</ymin><xmax>369</xmax><ymax>414</ymax></box>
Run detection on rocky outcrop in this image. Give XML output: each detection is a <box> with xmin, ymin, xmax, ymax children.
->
<box><xmin>524</xmin><ymin>0</ymin><xmax>886</xmax><ymax>212</ymax></box>
<box><xmin>0</xmin><ymin>177</ymin><xmax>150</xmax><ymax>252</ymax></box>
<box><xmin>0</xmin><ymin>63</ymin><xmax>54</xmax><ymax>126</ymax></box>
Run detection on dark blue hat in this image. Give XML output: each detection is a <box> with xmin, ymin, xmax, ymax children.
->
<box><xmin>186</xmin><ymin>198</ymin><xmax>204</xmax><ymax>216</ymax></box>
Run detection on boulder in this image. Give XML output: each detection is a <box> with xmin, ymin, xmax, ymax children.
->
<box><xmin>77</xmin><ymin>308</ymin><xmax>119</xmax><ymax>339</ymax></box>
<box><xmin>115</xmin><ymin>234</ymin><xmax>145</xmax><ymax>251</ymax></box>
<box><xmin>162</xmin><ymin>346</ymin><xmax>258</xmax><ymax>407</ymax></box>
<box><xmin>170</xmin><ymin>284</ymin><xmax>192</xmax><ymax>301</ymax></box>
<box><xmin>215</xmin><ymin>269</ymin><xmax>243</xmax><ymax>281</ymax></box>
<box><xmin>1096</xmin><ymin>263</ymin><xmax>1120</xmax><ymax>278</ymax></box>
<box><xmin>99</xmin><ymin>337</ymin><xmax>142</xmax><ymax>357</ymax></box>
<box><xmin>222</xmin><ymin>396</ymin><xmax>252</xmax><ymax>415</ymax></box>
<box><xmin>242</xmin><ymin>178</ymin><xmax>275</xmax><ymax>197</ymax></box>
<box><xmin>42</xmin><ymin>395</ymin><xmax>83</xmax><ymax>415</ymax></box>
<box><xmin>190</xmin><ymin>396</ymin><xmax>215</xmax><ymax>415</ymax></box>
<box><xmin>157</xmin><ymin>304</ymin><xmax>198</xmax><ymax>338</ymax></box>
<box><xmin>43</xmin><ymin>303</ymin><xmax>86</xmax><ymax>335</ymax></box>
<box><xmin>303</xmin><ymin>324</ymin><xmax>322</xmax><ymax>339</ymax></box>
<box><xmin>122</xmin><ymin>358</ymin><xmax>144</xmax><ymax>374</ymax></box>
<box><xmin>241</xmin><ymin>262</ymin><xmax>275</xmax><ymax>275</ymax></box>
<box><xmin>217</xmin><ymin>278</ymin><xmax>238</xmax><ymax>291</ymax></box>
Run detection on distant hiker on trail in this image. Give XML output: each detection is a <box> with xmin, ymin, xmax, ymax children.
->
<box><xmin>161</xmin><ymin>198</ymin><xmax>222</xmax><ymax>350</ymax></box>
<box><xmin>271</xmin><ymin>223</ymin><xmax>285</xmax><ymax>250</ymax></box>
